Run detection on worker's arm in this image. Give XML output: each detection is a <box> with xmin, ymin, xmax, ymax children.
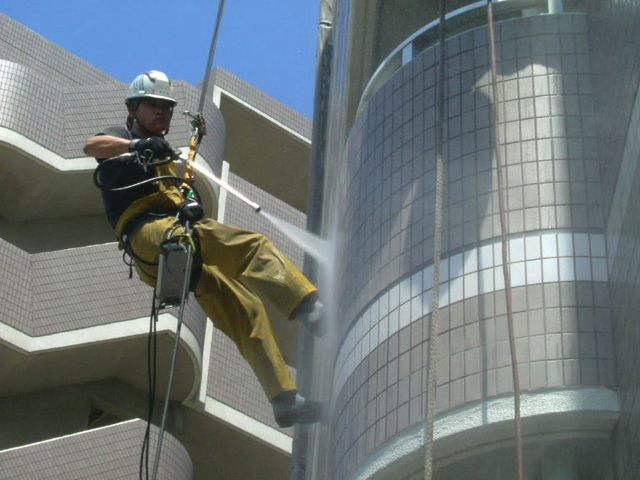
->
<box><xmin>85</xmin><ymin>135</ymin><xmax>179</xmax><ymax>160</ymax></box>
<box><xmin>83</xmin><ymin>135</ymin><xmax>132</xmax><ymax>159</ymax></box>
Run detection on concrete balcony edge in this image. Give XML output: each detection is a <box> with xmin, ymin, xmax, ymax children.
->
<box><xmin>348</xmin><ymin>386</ymin><xmax>619</xmax><ymax>480</ymax></box>
<box><xmin>0</xmin><ymin>313</ymin><xmax>203</xmax><ymax>404</ymax></box>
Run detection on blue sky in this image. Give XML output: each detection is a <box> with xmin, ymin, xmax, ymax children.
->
<box><xmin>2</xmin><ymin>0</ymin><xmax>319</xmax><ymax>118</ymax></box>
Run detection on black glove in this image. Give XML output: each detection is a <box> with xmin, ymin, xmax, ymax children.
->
<box><xmin>177</xmin><ymin>199</ymin><xmax>204</xmax><ymax>224</ymax></box>
<box><xmin>129</xmin><ymin>137</ymin><xmax>179</xmax><ymax>160</ymax></box>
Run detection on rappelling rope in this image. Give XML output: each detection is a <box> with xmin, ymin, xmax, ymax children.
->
<box><xmin>182</xmin><ymin>0</ymin><xmax>226</xmax><ymax>190</ymax></box>
<box><xmin>487</xmin><ymin>1</ymin><xmax>525</xmax><ymax>479</ymax></box>
<box><xmin>424</xmin><ymin>3</ymin><xmax>525</xmax><ymax>479</ymax></box>
<box><xmin>146</xmin><ymin>2</ymin><xmax>227</xmax><ymax>480</ymax></box>
<box><xmin>423</xmin><ymin>0</ymin><xmax>447</xmax><ymax>478</ymax></box>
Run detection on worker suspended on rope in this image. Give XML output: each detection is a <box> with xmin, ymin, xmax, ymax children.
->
<box><xmin>84</xmin><ymin>70</ymin><xmax>324</xmax><ymax>428</ymax></box>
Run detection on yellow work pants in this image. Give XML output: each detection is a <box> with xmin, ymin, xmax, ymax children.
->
<box><xmin>128</xmin><ymin>216</ymin><xmax>316</xmax><ymax>400</ymax></box>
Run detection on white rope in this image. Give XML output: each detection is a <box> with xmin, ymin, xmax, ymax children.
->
<box><xmin>423</xmin><ymin>1</ymin><xmax>447</xmax><ymax>478</ymax></box>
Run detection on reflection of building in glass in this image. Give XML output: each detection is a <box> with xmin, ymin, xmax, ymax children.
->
<box><xmin>0</xmin><ymin>13</ymin><xmax>313</xmax><ymax>479</ymax></box>
<box><xmin>306</xmin><ymin>1</ymin><xmax>640</xmax><ymax>478</ymax></box>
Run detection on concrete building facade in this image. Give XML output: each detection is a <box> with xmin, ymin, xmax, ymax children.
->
<box><xmin>305</xmin><ymin>1</ymin><xmax>640</xmax><ymax>479</ymax></box>
<box><xmin>0</xmin><ymin>13</ymin><xmax>313</xmax><ymax>480</ymax></box>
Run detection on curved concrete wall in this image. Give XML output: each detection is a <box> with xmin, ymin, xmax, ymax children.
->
<box><xmin>0</xmin><ymin>60</ymin><xmax>225</xmax><ymax>171</ymax></box>
<box><xmin>0</xmin><ymin>238</ymin><xmax>207</xmax><ymax>345</ymax></box>
<box><xmin>0</xmin><ymin>420</ymin><xmax>192</xmax><ymax>480</ymax></box>
<box><xmin>0</xmin><ymin>236</ymin><xmax>207</xmax><ymax>406</ymax></box>
<box><xmin>0</xmin><ymin>60</ymin><xmax>65</xmax><ymax>153</ymax></box>
<box><xmin>328</xmin><ymin>13</ymin><xmax>614</xmax><ymax>479</ymax></box>
<box><xmin>0</xmin><ymin>14</ymin><xmax>225</xmax><ymax>169</ymax></box>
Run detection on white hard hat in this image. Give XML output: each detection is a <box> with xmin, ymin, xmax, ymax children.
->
<box><xmin>126</xmin><ymin>70</ymin><xmax>177</xmax><ymax>105</ymax></box>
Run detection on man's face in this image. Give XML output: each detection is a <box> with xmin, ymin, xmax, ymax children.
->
<box><xmin>131</xmin><ymin>98</ymin><xmax>174</xmax><ymax>135</ymax></box>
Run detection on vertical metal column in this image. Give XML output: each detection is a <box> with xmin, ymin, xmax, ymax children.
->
<box><xmin>290</xmin><ymin>1</ymin><xmax>334</xmax><ymax>479</ymax></box>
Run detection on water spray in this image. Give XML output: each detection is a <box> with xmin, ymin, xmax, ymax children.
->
<box><xmin>182</xmin><ymin>157</ymin><xmax>337</xmax><ymax>266</ymax></box>
<box><xmin>182</xmin><ymin>157</ymin><xmax>261</xmax><ymax>212</ymax></box>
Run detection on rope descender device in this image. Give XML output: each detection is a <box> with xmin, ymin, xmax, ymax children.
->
<box><xmin>154</xmin><ymin>221</ymin><xmax>196</xmax><ymax>310</ymax></box>
<box><xmin>175</xmin><ymin>111</ymin><xmax>262</xmax><ymax>213</ymax></box>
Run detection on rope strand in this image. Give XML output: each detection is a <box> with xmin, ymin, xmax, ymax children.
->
<box><xmin>487</xmin><ymin>2</ymin><xmax>525</xmax><ymax>478</ymax></box>
<box><xmin>424</xmin><ymin>0</ymin><xmax>447</xmax><ymax>478</ymax></box>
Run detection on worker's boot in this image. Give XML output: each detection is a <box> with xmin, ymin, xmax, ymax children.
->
<box><xmin>291</xmin><ymin>294</ymin><xmax>326</xmax><ymax>337</ymax></box>
<box><xmin>272</xmin><ymin>391</ymin><xmax>323</xmax><ymax>428</ymax></box>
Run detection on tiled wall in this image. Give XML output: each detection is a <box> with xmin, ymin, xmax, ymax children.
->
<box><xmin>0</xmin><ymin>240</ymin><xmax>207</xmax><ymax>347</ymax></box>
<box><xmin>0</xmin><ymin>14</ymin><xmax>115</xmax><ymax>87</ymax></box>
<box><xmin>0</xmin><ymin>13</ymin><xmax>225</xmax><ymax>169</ymax></box>
<box><xmin>333</xmin><ymin>233</ymin><xmax>613</xmax><ymax>398</ymax></box>
<box><xmin>328</xmin><ymin>13</ymin><xmax>613</xmax><ymax>479</ymax></box>
<box><xmin>608</xmin><ymin>165</ymin><xmax>640</xmax><ymax>478</ymax></box>
<box><xmin>590</xmin><ymin>1</ymin><xmax>640</xmax><ymax>478</ymax></box>
<box><xmin>0</xmin><ymin>60</ymin><xmax>65</xmax><ymax>153</ymax></box>
<box><xmin>338</xmin><ymin>13</ymin><xmax>599</xmax><ymax>327</ymax></box>
<box><xmin>0</xmin><ymin>420</ymin><xmax>192</xmax><ymax>479</ymax></box>
<box><xmin>0</xmin><ymin>238</ymin><xmax>31</xmax><ymax>333</ymax></box>
<box><xmin>589</xmin><ymin>1</ymin><xmax>640</xmax><ymax>218</ymax></box>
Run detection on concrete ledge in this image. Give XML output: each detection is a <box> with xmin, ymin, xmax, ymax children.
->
<box><xmin>0</xmin><ymin>314</ymin><xmax>204</xmax><ymax>404</ymax></box>
<box><xmin>349</xmin><ymin>386</ymin><xmax>619</xmax><ymax>480</ymax></box>
<box><xmin>204</xmin><ymin>396</ymin><xmax>292</xmax><ymax>455</ymax></box>
<box><xmin>0</xmin><ymin>419</ymin><xmax>192</xmax><ymax>480</ymax></box>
